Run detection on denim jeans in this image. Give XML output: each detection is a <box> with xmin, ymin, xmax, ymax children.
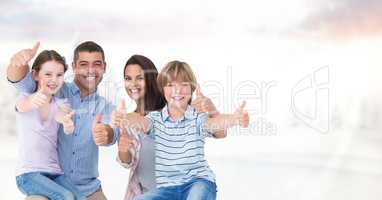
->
<box><xmin>135</xmin><ymin>178</ymin><xmax>217</xmax><ymax>200</ymax></box>
<box><xmin>16</xmin><ymin>172</ymin><xmax>86</xmax><ymax>200</ymax></box>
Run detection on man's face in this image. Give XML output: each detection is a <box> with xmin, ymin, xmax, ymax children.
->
<box><xmin>72</xmin><ymin>51</ymin><xmax>106</xmax><ymax>94</ymax></box>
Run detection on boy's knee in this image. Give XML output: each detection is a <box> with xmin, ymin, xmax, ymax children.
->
<box><xmin>187</xmin><ymin>179</ymin><xmax>216</xmax><ymax>200</ymax></box>
<box><xmin>25</xmin><ymin>195</ymin><xmax>49</xmax><ymax>200</ymax></box>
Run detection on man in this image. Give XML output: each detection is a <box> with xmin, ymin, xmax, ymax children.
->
<box><xmin>7</xmin><ymin>41</ymin><xmax>119</xmax><ymax>200</ymax></box>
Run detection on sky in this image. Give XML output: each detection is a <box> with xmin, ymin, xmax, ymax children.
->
<box><xmin>0</xmin><ymin>0</ymin><xmax>381</xmax><ymax>130</ymax></box>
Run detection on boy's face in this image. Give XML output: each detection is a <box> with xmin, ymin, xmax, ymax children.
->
<box><xmin>163</xmin><ymin>79</ymin><xmax>192</xmax><ymax>109</ymax></box>
<box><xmin>72</xmin><ymin>51</ymin><xmax>106</xmax><ymax>94</ymax></box>
<box><xmin>33</xmin><ymin>60</ymin><xmax>65</xmax><ymax>95</ymax></box>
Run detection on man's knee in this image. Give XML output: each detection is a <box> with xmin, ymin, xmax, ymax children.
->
<box><xmin>60</xmin><ymin>190</ymin><xmax>75</xmax><ymax>200</ymax></box>
<box><xmin>25</xmin><ymin>195</ymin><xmax>49</xmax><ymax>200</ymax></box>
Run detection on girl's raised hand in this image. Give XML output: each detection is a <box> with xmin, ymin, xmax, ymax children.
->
<box><xmin>10</xmin><ymin>42</ymin><xmax>40</xmax><ymax>68</ymax></box>
<box><xmin>28</xmin><ymin>90</ymin><xmax>48</xmax><ymax>109</ymax></box>
<box><xmin>63</xmin><ymin>111</ymin><xmax>75</xmax><ymax>134</ymax></box>
<box><xmin>234</xmin><ymin>101</ymin><xmax>250</xmax><ymax>128</ymax></box>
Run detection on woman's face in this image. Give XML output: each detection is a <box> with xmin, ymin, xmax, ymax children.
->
<box><xmin>124</xmin><ymin>64</ymin><xmax>145</xmax><ymax>101</ymax></box>
<box><xmin>163</xmin><ymin>79</ymin><xmax>192</xmax><ymax>109</ymax></box>
<box><xmin>33</xmin><ymin>60</ymin><xmax>65</xmax><ymax>95</ymax></box>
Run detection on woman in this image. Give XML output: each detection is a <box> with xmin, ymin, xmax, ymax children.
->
<box><xmin>112</xmin><ymin>55</ymin><xmax>224</xmax><ymax>200</ymax></box>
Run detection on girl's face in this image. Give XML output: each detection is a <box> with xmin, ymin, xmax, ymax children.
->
<box><xmin>163</xmin><ymin>79</ymin><xmax>192</xmax><ymax>109</ymax></box>
<box><xmin>124</xmin><ymin>64</ymin><xmax>145</xmax><ymax>101</ymax></box>
<box><xmin>33</xmin><ymin>60</ymin><xmax>65</xmax><ymax>95</ymax></box>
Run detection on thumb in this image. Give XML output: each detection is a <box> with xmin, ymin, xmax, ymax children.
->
<box><xmin>236</xmin><ymin>101</ymin><xmax>246</xmax><ymax>113</ymax></box>
<box><xmin>118</xmin><ymin>99</ymin><xmax>126</xmax><ymax>111</ymax></box>
<box><xmin>30</xmin><ymin>41</ymin><xmax>40</xmax><ymax>59</ymax></box>
<box><xmin>195</xmin><ymin>85</ymin><xmax>204</xmax><ymax>97</ymax></box>
<box><xmin>69</xmin><ymin>111</ymin><xmax>75</xmax><ymax>118</ymax></box>
<box><xmin>93</xmin><ymin>114</ymin><xmax>102</xmax><ymax>127</ymax></box>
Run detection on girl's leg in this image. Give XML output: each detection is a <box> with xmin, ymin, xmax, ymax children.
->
<box><xmin>16</xmin><ymin>172</ymin><xmax>75</xmax><ymax>200</ymax></box>
<box><xmin>54</xmin><ymin>175</ymin><xmax>86</xmax><ymax>200</ymax></box>
<box><xmin>182</xmin><ymin>178</ymin><xmax>217</xmax><ymax>200</ymax></box>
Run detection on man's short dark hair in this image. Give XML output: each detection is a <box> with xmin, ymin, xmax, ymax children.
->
<box><xmin>73</xmin><ymin>41</ymin><xmax>105</xmax><ymax>62</ymax></box>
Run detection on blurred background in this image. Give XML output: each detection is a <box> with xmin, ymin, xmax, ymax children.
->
<box><xmin>1</xmin><ymin>0</ymin><xmax>382</xmax><ymax>199</ymax></box>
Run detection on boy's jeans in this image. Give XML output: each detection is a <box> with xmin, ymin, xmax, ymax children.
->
<box><xmin>135</xmin><ymin>178</ymin><xmax>217</xmax><ymax>200</ymax></box>
<box><xmin>16</xmin><ymin>172</ymin><xmax>86</xmax><ymax>200</ymax></box>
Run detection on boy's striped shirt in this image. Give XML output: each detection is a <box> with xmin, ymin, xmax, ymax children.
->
<box><xmin>145</xmin><ymin>105</ymin><xmax>216</xmax><ymax>188</ymax></box>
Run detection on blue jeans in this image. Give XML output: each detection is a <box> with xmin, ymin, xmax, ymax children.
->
<box><xmin>16</xmin><ymin>172</ymin><xmax>86</xmax><ymax>200</ymax></box>
<box><xmin>135</xmin><ymin>178</ymin><xmax>217</xmax><ymax>200</ymax></box>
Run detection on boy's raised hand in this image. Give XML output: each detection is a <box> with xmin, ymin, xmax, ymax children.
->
<box><xmin>111</xmin><ymin>99</ymin><xmax>126</xmax><ymax>128</ymax></box>
<box><xmin>191</xmin><ymin>85</ymin><xmax>218</xmax><ymax>115</ymax></box>
<box><xmin>234</xmin><ymin>101</ymin><xmax>250</xmax><ymax>128</ymax></box>
<box><xmin>10</xmin><ymin>42</ymin><xmax>40</xmax><ymax>68</ymax></box>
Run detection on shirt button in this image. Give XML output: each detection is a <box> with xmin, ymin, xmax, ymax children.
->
<box><xmin>70</xmin><ymin>170</ymin><xmax>74</xmax><ymax>173</ymax></box>
<box><xmin>72</xmin><ymin>152</ymin><xmax>75</xmax><ymax>155</ymax></box>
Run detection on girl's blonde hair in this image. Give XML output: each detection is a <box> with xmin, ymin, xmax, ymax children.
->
<box><xmin>157</xmin><ymin>60</ymin><xmax>197</xmax><ymax>95</ymax></box>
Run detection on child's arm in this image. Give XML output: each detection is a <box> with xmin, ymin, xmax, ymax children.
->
<box><xmin>15</xmin><ymin>91</ymin><xmax>48</xmax><ymax>113</ymax></box>
<box><xmin>123</xmin><ymin>112</ymin><xmax>152</xmax><ymax>134</ymax></box>
<box><xmin>191</xmin><ymin>86</ymin><xmax>227</xmax><ymax>138</ymax></box>
<box><xmin>110</xmin><ymin>99</ymin><xmax>152</xmax><ymax>134</ymax></box>
<box><xmin>203</xmin><ymin>102</ymin><xmax>249</xmax><ymax>134</ymax></box>
<box><xmin>7</xmin><ymin>42</ymin><xmax>39</xmax><ymax>82</ymax></box>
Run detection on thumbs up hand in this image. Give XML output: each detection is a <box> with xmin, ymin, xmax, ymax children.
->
<box><xmin>234</xmin><ymin>101</ymin><xmax>250</xmax><ymax>128</ymax></box>
<box><xmin>92</xmin><ymin>114</ymin><xmax>113</xmax><ymax>146</ymax></box>
<box><xmin>28</xmin><ymin>89</ymin><xmax>48</xmax><ymax>109</ymax></box>
<box><xmin>191</xmin><ymin>85</ymin><xmax>218</xmax><ymax>116</ymax></box>
<box><xmin>10</xmin><ymin>42</ymin><xmax>40</xmax><ymax>68</ymax></box>
<box><xmin>111</xmin><ymin>99</ymin><xmax>126</xmax><ymax>128</ymax></box>
<box><xmin>63</xmin><ymin>111</ymin><xmax>75</xmax><ymax>135</ymax></box>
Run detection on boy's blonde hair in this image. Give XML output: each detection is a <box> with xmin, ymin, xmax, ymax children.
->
<box><xmin>157</xmin><ymin>60</ymin><xmax>197</xmax><ymax>95</ymax></box>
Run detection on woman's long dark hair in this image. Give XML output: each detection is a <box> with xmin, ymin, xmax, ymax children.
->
<box><xmin>124</xmin><ymin>55</ymin><xmax>166</xmax><ymax>112</ymax></box>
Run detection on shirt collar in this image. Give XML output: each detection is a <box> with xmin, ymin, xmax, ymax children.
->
<box><xmin>161</xmin><ymin>104</ymin><xmax>197</xmax><ymax>122</ymax></box>
<box><xmin>69</xmin><ymin>82</ymin><xmax>98</xmax><ymax>101</ymax></box>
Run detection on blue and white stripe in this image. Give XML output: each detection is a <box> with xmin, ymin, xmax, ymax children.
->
<box><xmin>146</xmin><ymin>105</ymin><xmax>216</xmax><ymax>188</ymax></box>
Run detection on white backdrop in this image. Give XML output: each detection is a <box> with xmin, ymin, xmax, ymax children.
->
<box><xmin>1</xmin><ymin>0</ymin><xmax>382</xmax><ymax>199</ymax></box>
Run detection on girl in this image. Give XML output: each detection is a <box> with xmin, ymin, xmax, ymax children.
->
<box><xmin>118</xmin><ymin>60</ymin><xmax>249</xmax><ymax>200</ymax></box>
<box><xmin>12</xmin><ymin>48</ymin><xmax>85</xmax><ymax>200</ymax></box>
<box><xmin>111</xmin><ymin>55</ymin><xmax>224</xmax><ymax>200</ymax></box>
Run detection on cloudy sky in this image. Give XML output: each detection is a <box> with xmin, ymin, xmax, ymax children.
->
<box><xmin>0</xmin><ymin>0</ymin><xmax>381</xmax><ymax>128</ymax></box>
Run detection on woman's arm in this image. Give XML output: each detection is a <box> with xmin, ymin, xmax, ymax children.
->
<box><xmin>118</xmin><ymin>128</ymin><xmax>136</xmax><ymax>165</ymax></box>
